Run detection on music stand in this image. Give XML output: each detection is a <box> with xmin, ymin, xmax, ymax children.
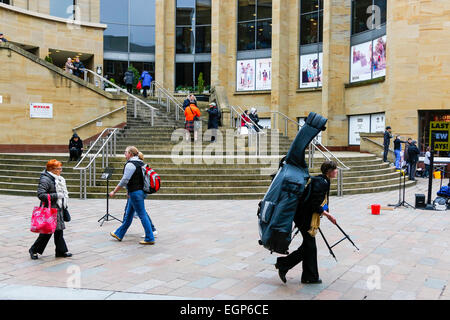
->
<box><xmin>98</xmin><ymin>167</ymin><xmax>122</xmax><ymax>226</ymax></box>
<box><xmin>388</xmin><ymin>169</ymin><xmax>415</xmax><ymax>209</ymax></box>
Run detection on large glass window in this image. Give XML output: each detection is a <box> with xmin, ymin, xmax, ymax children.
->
<box><xmin>237</xmin><ymin>0</ymin><xmax>272</xmax><ymax>52</ymax></box>
<box><xmin>104</xmin><ymin>24</ymin><xmax>129</xmax><ymax>52</ymax></box>
<box><xmin>352</xmin><ymin>0</ymin><xmax>386</xmax><ymax>35</ymax></box>
<box><xmin>175</xmin><ymin>0</ymin><xmax>211</xmax><ymax>89</ymax></box>
<box><xmin>0</xmin><ymin>0</ymin><xmax>11</xmax><ymax>5</ymax></box>
<box><xmin>130</xmin><ymin>26</ymin><xmax>155</xmax><ymax>53</ymax></box>
<box><xmin>350</xmin><ymin>0</ymin><xmax>386</xmax><ymax>83</ymax></box>
<box><xmin>50</xmin><ymin>0</ymin><xmax>75</xmax><ymax>19</ymax></box>
<box><xmin>100</xmin><ymin>0</ymin><xmax>128</xmax><ymax>24</ymax></box>
<box><xmin>299</xmin><ymin>0</ymin><xmax>323</xmax><ymax>89</ymax></box>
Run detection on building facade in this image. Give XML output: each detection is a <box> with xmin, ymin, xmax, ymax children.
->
<box><xmin>1</xmin><ymin>0</ymin><xmax>449</xmax><ymax>151</ymax></box>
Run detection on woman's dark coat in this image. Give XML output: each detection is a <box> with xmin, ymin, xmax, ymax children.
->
<box><xmin>207</xmin><ymin>106</ymin><xmax>220</xmax><ymax>129</ymax></box>
<box><xmin>37</xmin><ymin>170</ymin><xmax>65</xmax><ymax>231</ymax></box>
<box><xmin>69</xmin><ymin>135</ymin><xmax>83</xmax><ymax>151</ymax></box>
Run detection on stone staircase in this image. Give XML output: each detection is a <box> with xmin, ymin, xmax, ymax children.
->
<box><xmin>0</xmin><ymin>96</ymin><xmax>416</xmax><ymax>200</ymax></box>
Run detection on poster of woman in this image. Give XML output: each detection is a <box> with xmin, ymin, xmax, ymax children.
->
<box><xmin>255</xmin><ymin>58</ymin><xmax>272</xmax><ymax>91</ymax></box>
<box><xmin>372</xmin><ymin>35</ymin><xmax>387</xmax><ymax>79</ymax></box>
<box><xmin>350</xmin><ymin>41</ymin><xmax>373</xmax><ymax>82</ymax></box>
<box><xmin>236</xmin><ymin>59</ymin><xmax>255</xmax><ymax>91</ymax></box>
<box><xmin>300</xmin><ymin>53</ymin><xmax>322</xmax><ymax>88</ymax></box>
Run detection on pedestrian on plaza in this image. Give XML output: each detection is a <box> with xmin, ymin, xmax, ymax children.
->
<box><xmin>383</xmin><ymin>126</ymin><xmax>393</xmax><ymax>162</ymax></box>
<box><xmin>184</xmin><ymin>100</ymin><xmax>201</xmax><ymax>142</ymax></box>
<box><xmin>407</xmin><ymin>140</ymin><xmax>420</xmax><ymax>181</ymax></box>
<box><xmin>423</xmin><ymin>146</ymin><xmax>431</xmax><ymax>178</ymax></box>
<box><xmin>139</xmin><ymin>71</ymin><xmax>152</xmax><ymax>98</ymax></box>
<box><xmin>0</xmin><ymin>32</ymin><xmax>7</xmax><ymax>42</ymax></box>
<box><xmin>65</xmin><ymin>58</ymin><xmax>75</xmax><ymax>74</ymax></box>
<box><xmin>275</xmin><ymin>161</ymin><xmax>338</xmax><ymax>284</ymax></box>
<box><xmin>109</xmin><ymin>146</ymin><xmax>155</xmax><ymax>245</ymax></box>
<box><xmin>393</xmin><ymin>135</ymin><xmax>407</xmax><ymax>169</ymax></box>
<box><xmin>72</xmin><ymin>57</ymin><xmax>85</xmax><ymax>78</ymax></box>
<box><xmin>29</xmin><ymin>160</ymin><xmax>72</xmax><ymax>260</ymax></box>
<box><xmin>124</xmin><ymin>68</ymin><xmax>134</xmax><ymax>94</ymax></box>
<box><xmin>69</xmin><ymin>133</ymin><xmax>83</xmax><ymax>162</ymax></box>
<box><xmin>249</xmin><ymin>108</ymin><xmax>263</xmax><ymax>133</ymax></box>
<box><xmin>126</xmin><ymin>152</ymin><xmax>158</xmax><ymax>238</ymax></box>
<box><xmin>207</xmin><ymin>102</ymin><xmax>220</xmax><ymax>142</ymax></box>
<box><xmin>403</xmin><ymin>137</ymin><xmax>412</xmax><ymax>171</ymax></box>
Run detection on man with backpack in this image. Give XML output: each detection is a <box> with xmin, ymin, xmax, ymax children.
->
<box><xmin>207</xmin><ymin>102</ymin><xmax>220</xmax><ymax>142</ymax></box>
<box><xmin>275</xmin><ymin>161</ymin><xmax>338</xmax><ymax>284</ymax></box>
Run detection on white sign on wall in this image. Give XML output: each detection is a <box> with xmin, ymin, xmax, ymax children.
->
<box><xmin>0</xmin><ymin>95</ymin><xmax>2</xmax><ymax>104</ymax></box>
<box><xmin>236</xmin><ymin>59</ymin><xmax>255</xmax><ymax>91</ymax></box>
<box><xmin>30</xmin><ymin>103</ymin><xmax>53</xmax><ymax>119</ymax></box>
<box><xmin>370</xmin><ymin>113</ymin><xmax>385</xmax><ymax>133</ymax></box>
<box><xmin>348</xmin><ymin>114</ymin><xmax>371</xmax><ymax>145</ymax></box>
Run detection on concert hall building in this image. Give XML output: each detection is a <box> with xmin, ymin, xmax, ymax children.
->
<box><xmin>0</xmin><ymin>0</ymin><xmax>449</xmax><ymax>152</ymax></box>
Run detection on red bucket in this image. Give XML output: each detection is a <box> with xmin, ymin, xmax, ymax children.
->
<box><xmin>371</xmin><ymin>204</ymin><xmax>381</xmax><ymax>215</ymax></box>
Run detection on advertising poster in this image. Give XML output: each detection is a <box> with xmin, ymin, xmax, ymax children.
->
<box><xmin>236</xmin><ymin>59</ymin><xmax>255</xmax><ymax>91</ymax></box>
<box><xmin>430</xmin><ymin>121</ymin><xmax>450</xmax><ymax>151</ymax></box>
<box><xmin>350</xmin><ymin>41</ymin><xmax>373</xmax><ymax>83</ymax></box>
<box><xmin>372</xmin><ymin>35</ymin><xmax>387</xmax><ymax>79</ymax></box>
<box><xmin>30</xmin><ymin>103</ymin><xmax>53</xmax><ymax>119</ymax></box>
<box><xmin>348</xmin><ymin>114</ymin><xmax>370</xmax><ymax>145</ymax></box>
<box><xmin>300</xmin><ymin>53</ymin><xmax>322</xmax><ymax>88</ymax></box>
<box><xmin>255</xmin><ymin>58</ymin><xmax>272</xmax><ymax>91</ymax></box>
<box><xmin>370</xmin><ymin>113</ymin><xmax>385</xmax><ymax>133</ymax></box>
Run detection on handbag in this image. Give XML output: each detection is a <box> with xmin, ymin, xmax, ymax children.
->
<box><xmin>136</xmin><ymin>80</ymin><xmax>142</xmax><ymax>90</ymax></box>
<box><xmin>62</xmin><ymin>199</ymin><xmax>71</xmax><ymax>222</ymax></box>
<box><xmin>31</xmin><ymin>194</ymin><xmax>57</xmax><ymax>234</ymax></box>
<box><xmin>189</xmin><ymin>106</ymin><xmax>200</xmax><ymax>122</ymax></box>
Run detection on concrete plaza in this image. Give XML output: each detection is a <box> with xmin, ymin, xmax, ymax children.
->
<box><xmin>0</xmin><ymin>177</ymin><xmax>448</xmax><ymax>300</ymax></box>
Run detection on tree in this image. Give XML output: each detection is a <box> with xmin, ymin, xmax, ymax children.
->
<box><xmin>198</xmin><ymin>72</ymin><xmax>205</xmax><ymax>93</ymax></box>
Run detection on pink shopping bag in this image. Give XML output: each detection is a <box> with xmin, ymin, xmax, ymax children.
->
<box><xmin>30</xmin><ymin>194</ymin><xmax>57</xmax><ymax>234</ymax></box>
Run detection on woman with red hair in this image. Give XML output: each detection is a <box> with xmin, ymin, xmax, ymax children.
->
<box><xmin>29</xmin><ymin>159</ymin><xmax>72</xmax><ymax>260</ymax></box>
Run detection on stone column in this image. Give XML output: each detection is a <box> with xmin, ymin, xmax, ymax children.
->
<box><xmin>210</xmin><ymin>0</ymin><xmax>234</xmax><ymax>87</ymax></box>
<box><xmin>321</xmin><ymin>0</ymin><xmax>352</xmax><ymax>147</ymax></box>
<box><xmin>155</xmin><ymin>0</ymin><xmax>175</xmax><ymax>90</ymax></box>
<box><xmin>271</xmin><ymin>0</ymin><xmax>291</xmax><ymax>131</ymax></box>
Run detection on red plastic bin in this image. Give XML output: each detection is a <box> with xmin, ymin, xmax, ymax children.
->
<box><xmin>371</xmin><ymin>204</ymin><xmax>381</xmax><ymax>215</ymax></box>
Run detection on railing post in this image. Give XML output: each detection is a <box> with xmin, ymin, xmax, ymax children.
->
<box><xmin>166</xmin><ymin>94</ymin><xmax>170</xmax><ymax>113</ymax></box>
<box><xmin>151</xmin><ymin>109</ymin><xmax>154</xmax><ymax>126</ymax></box>
<box><xmin>84</xmin><ymin>70</ymin><xmax>87</xmax><ymax>82</ymax></box>
<box><xmin>134</xmin><ymin>99</ymin><xmax>137</xmax><ymax>118</ymax></box>
<box><xmin>84</xmin><ymin>169</ymin><xmax>87</xmax><ymax>199</ymax></box>
<box><xmin>93</xmin><ymin>158</ymin><xmax>96</xmax><ymax>186</ymax></box>
<box><xmin>79</xmin><ymin>171</ymin><xmax>83</xmax><ymax>199</ymax></box>
<box><xmin>337</xmin><ymin>168</ymin><xmax>343</xmax><ymax>197</ymax></box>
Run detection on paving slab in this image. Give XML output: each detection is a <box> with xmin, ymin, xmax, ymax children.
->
<box><xmin>0</xmin><ymin>178</ymin><xmax>448</xmax><ymax>300</ymax></box>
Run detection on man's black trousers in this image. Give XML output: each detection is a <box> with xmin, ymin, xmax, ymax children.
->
<box><xmin>276</xmin><ymin>228</ymin><xmax>319</xmax><ymax>282</ymax></box>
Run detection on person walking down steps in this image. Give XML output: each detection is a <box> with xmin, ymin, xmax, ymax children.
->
<box><xmin>109</xmin><ymin>146</ymin><xmax>155</xmax><ymax>245</ymax></box>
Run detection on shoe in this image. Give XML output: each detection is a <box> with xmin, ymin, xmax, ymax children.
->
<box><xmin>139</xmin><ymin>240</ymin><xmax>155</xmax><ymax>245</ymax></box>
<box><xmin>141</xmin><ymin>230</ymin><xmax>158</xmax><ymax>238</ymax></box>
<box><xmin>275</xmin><ymin>261</ymin><xmax>288</xmax><ymax>284</ymax></box>
<box><xmin>29</xmin><ymin>248</ymin><xmax>38</xmax><ymax>260</ymax></box>
<box><xmin>110</xmin><ymin>232</ymin><xmax>122</xmax><ymax>241</ymax></box>
<box><xmin>55</xmin><ymin>252</ymin><xmax>72</xmax><ymax>258</ymax></box>
<box><xmin>301</xmin><ymin>278</ymin><xmax>322</xmax><ymax>284</ymax></box>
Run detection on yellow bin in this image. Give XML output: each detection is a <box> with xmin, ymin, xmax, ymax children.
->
<box><xmin>433</xmin><ymin>171</ymin><xmax>441</xmax><ymax>179</ymax></box>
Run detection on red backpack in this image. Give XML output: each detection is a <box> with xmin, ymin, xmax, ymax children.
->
<box><xmin>142</xmin><ymin>164</ymin><xmax>161</xmax><ymax>194</ymax></box>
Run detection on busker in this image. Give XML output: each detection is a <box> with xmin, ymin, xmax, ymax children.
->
<box><xmin>274</xmin><ymin>160</ymin><xmax>338</xmax><ymax>284</ymax></box>
<box><xmin>383</xmin><ymin>126</ymin><xmax>392</xmax><ymax>162</ymax></box>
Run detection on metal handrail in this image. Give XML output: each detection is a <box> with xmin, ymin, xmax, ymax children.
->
<box><xmin>231</xmin><ymin>105</ymin><xmax>266</xmax><ymax>135</ymax></box>
<box><xmin>151</xmin><ymin>81</ymin><xmax>184</xmax><ymax>121</ymax></box>
<box><xmin>228</xmin><ymin>105</ymin><xmax>262</xmax><ymax>155</ymax></box>
<box><xmin>72</xmin><ymin>106</ymin><xmax>126</xmax><ymax>132</ymax></box>
<box><xmin>73</xmin><ymin>128</ymin><xmax>118</xmax><ymax>199</ymax></box>
<box><xmin>271</xmin><ymin>111</ymin><xmax>350</xmax><ymax>196</ymax></box>
<box><xmin>83</xmin><ymin>69</ymin><xmax>156</xmax><ymax>126</ymax></box>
